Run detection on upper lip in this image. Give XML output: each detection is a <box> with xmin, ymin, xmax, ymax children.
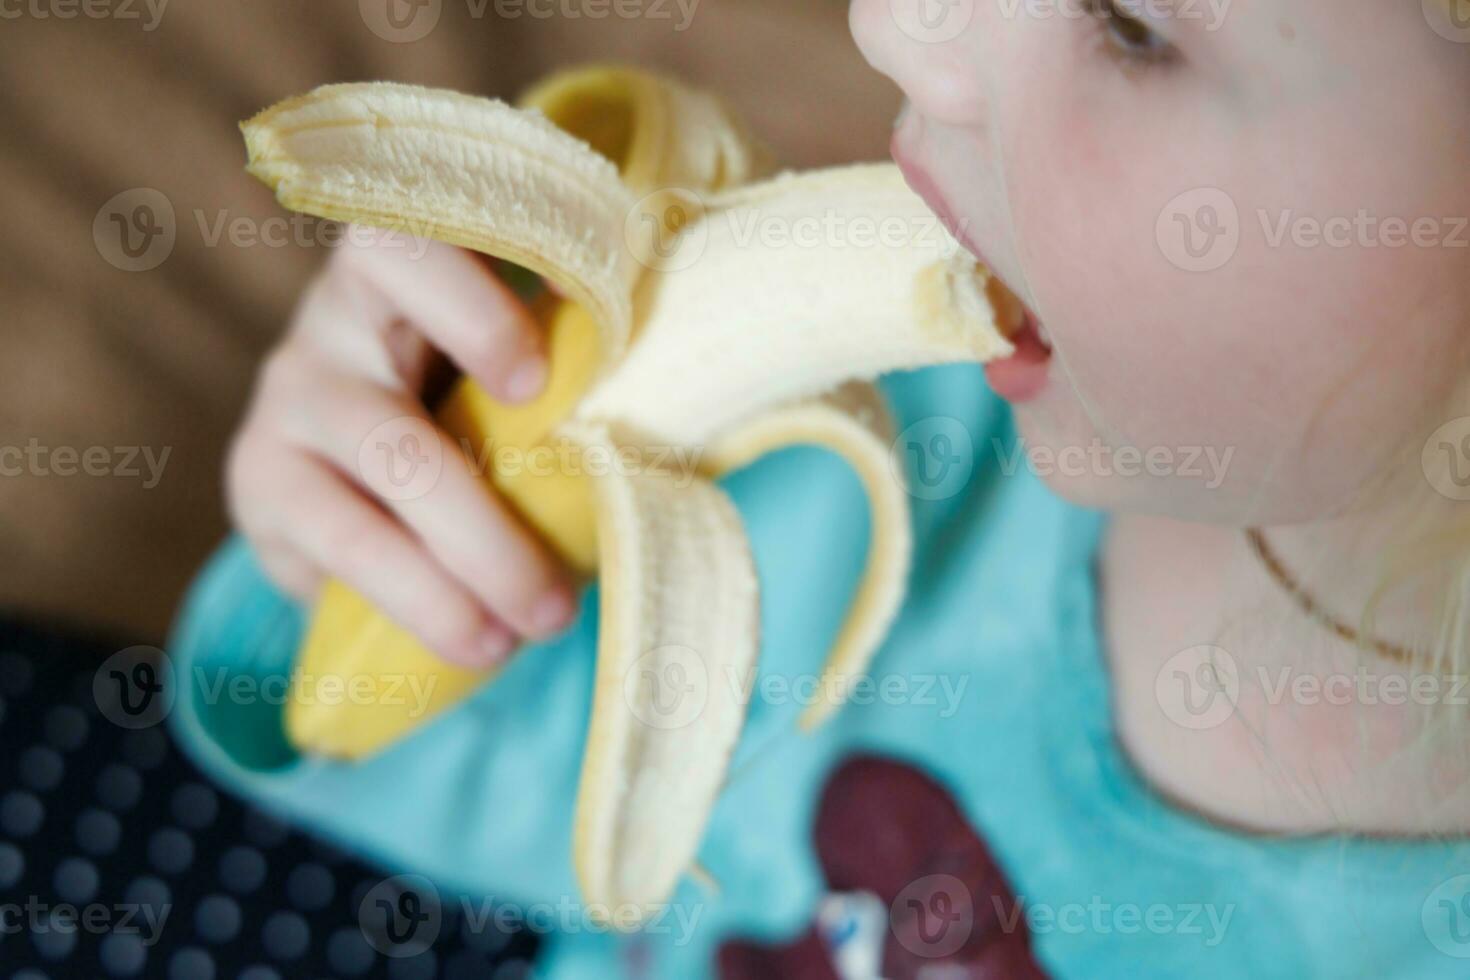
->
<box><xmin>891</xmin><ymin>134</ymin><xmax>1051</xmax><ymax>354</ymax></box>
<box><xmin>889</xmin><ymin>132</ymin><xmax>996</xmax><ymax>271</ymax></box>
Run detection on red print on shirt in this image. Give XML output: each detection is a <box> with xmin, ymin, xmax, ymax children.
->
<box><xmin>718</xmin><ymin>755</ymin><xmax>1048</xmax><ymax>980</ymax></box>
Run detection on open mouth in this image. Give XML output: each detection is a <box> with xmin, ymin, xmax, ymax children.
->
<box><xmin>891</xmin><ymin>139</ymin><xmax>1053</xmax><ymax>403</ymax></box>
<box><xmin>982</xmin><ymin>269</ymin><xmax>1053</xmax><ymax>404</ymax></box>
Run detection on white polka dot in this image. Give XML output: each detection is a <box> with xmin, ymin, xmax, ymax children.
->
<box><xmin>20</xmin><ymin>746</ymin><xmax>65</xmax><ymax>793</ymax></box>
<box><xmin>125</xmin><ymin>876</ymin><xmax>172</xmax><ymax>917</ymax></box>
<box><xmin>31</xmin><ymin>912</ymin><xmax>77</xmax><ymax>961</ymax></box>
<box><xmin>327</xmin><ymin>927</ymin><xmax>376</xmax><ymax>976</ymax></box>
<box><xmin>148</xmin><ymin>828</ymin><xmax>195</xmax><ymax>876</ymax></box>
<box><xmin>262</xmin><ymin>911</ymin><xmax>310</xmax><ymax>961</ymax></box>
<box><xmin>77</xmin><ymin>808</ymin><xmax>123</xmax><ymax>856</ymax></box>
<box><xmin>100</xmin><ymin>932</ymin><xmax>148</xmax><ymax>977</ymax></box>
<box><xmin>219</xmin><ymin>846</ymin><xmax>268</xmax><ymax>894</ymax></box>
<box><xmin>54</xmin><ymin>857</ymin><xmax>99</xmax><ymax>904</ymax></box>
<box><xmin>0</xmin><ymin>843</ymin><xmax>24</xmax><ymax>888</ymax></box>
<box><xmin>195</xmin><ymin>894</ymin><xmax>242</xmax><ymax>944</ymax></box>
<box><xmin>97</xmin><ymin>764</ymin><xmax>143</xmax><ymax>811</ymax></box>
<box><xmin>285</xmin><ymin>863</ymin><xmax>334</xmax><ymax>911</ymax></box>
<box><xmin>1</xmin><ymin>791</ymin><xmax>45</xmax><ymax>837</ymax></box>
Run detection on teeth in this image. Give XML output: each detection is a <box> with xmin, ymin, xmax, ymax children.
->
<box><xmin>244</xmin><ymin>67</ymin><xmax>1010</xmax><ymax>922</ymax></box>
<box><xmin>979</xmin><ymin>266</ymin><xmax>1026</xmax><ymax>341</ymax></box>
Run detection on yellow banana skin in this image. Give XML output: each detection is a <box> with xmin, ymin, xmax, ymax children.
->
<box><xmin>245</xmin><ymin>65</ymin><xmax>1013</xmax><ymax>919</ymax></box>
<box><xmin>285</xmin><ymin>67</ymin><xmax>760</xmax><ymax>757</ymax></box>
<box><xmin>286</xmin><ymin>298</ymin><xmax>602</xmax><ymax>756</ymax></box>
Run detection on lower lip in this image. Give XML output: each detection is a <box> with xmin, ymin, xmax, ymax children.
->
<box><xmin>984</xmin><ymin>313</ymin><xmax>1051</xmax><ymax>404</ymax></box>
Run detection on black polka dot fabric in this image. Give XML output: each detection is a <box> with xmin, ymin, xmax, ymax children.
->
<box><xmin>0</xmin><ymin>620</ymin><xmax>541</xmax><ymax>979</ymax></box>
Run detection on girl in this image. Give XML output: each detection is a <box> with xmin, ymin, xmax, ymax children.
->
<box><xmin>173</xmin><ymin>0</ymin><xmax>1470</xmax><ymax>975</ymax></box>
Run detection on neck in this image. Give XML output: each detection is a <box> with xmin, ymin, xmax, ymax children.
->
<box><xmin>1100</xmin><ymin>509</ymin><xmax>1470</xmax><ymax>836</ymax></box>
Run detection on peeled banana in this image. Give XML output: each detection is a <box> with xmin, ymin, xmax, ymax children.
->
<box><xmin>241</xmin><ymin>65</ymin><xmax>1014</xmax><ymax>922</ymax></box>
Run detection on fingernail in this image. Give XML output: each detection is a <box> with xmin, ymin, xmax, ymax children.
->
<box><xmin>504</xmin><ymin>356</ymin><xmax>547</xmax><ymax>403</ymax></box>
<box><xmin>530</xmin><ymin>589</ymin><xmax>576</xmax><ymax>637</ymax></box>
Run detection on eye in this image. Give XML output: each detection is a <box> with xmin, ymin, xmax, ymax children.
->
<box><xmin>1086</xmin><ymin>0</ymin><xmax>1175</xmax><ymax>66</ymax></box>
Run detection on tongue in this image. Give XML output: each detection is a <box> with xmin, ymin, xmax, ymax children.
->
<box><xmin>983</xmin><ymin>316</ymin><xmax>1050</xmax><ymax>402</ymax></box>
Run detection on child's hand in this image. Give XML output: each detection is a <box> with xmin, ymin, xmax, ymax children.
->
<box><xmin>226</xmin><ymin>231</ymin><xmax>579</xmax><ymax>669</ymax></box>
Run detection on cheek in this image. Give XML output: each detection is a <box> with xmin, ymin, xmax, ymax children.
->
<box><xmin>995</xmin><ymin>66</ymin><xmax>1464</xmax><ymax>520</ymax></box>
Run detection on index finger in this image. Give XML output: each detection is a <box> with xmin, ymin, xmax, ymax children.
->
<box><xmin>336</xmin><ymin>229</ymin><xmax>549</xmax><ymax>403</ymax></box>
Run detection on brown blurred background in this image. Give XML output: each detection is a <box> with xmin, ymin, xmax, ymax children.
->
<box><xmin>0</xmin><ymin>0</ymin><xmax>901</xmax><ymax>642</ymax></box>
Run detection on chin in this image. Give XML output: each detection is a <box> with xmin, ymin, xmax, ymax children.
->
<box><xmin>1007</xmin><ymin>406</ymin><xmax>1250</xmax><ymax>522</ymax></box>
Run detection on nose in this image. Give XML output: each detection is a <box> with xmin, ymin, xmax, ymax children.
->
<box><xmin>849</xmin><ymin>0</ymin><xmax>989</xmax><ymax>126</ymax></box>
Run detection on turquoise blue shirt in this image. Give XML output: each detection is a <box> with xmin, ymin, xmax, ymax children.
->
<box><xmin>169</xmin><ymin>365</ymin><xmax>1470</xmax><ymax>978</ymax></box>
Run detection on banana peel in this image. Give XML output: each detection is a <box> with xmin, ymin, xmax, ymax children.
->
<box><xmin>240</xmin><ymin>65</ymin><xmax>1014</xmax><ymax>921</ymax></box>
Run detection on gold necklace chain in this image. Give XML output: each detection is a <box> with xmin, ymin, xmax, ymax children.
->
<box><xmin>1244</xmin><ymin>528</ymin><xmax>1417</xmax><ymax>667</ymax></box>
